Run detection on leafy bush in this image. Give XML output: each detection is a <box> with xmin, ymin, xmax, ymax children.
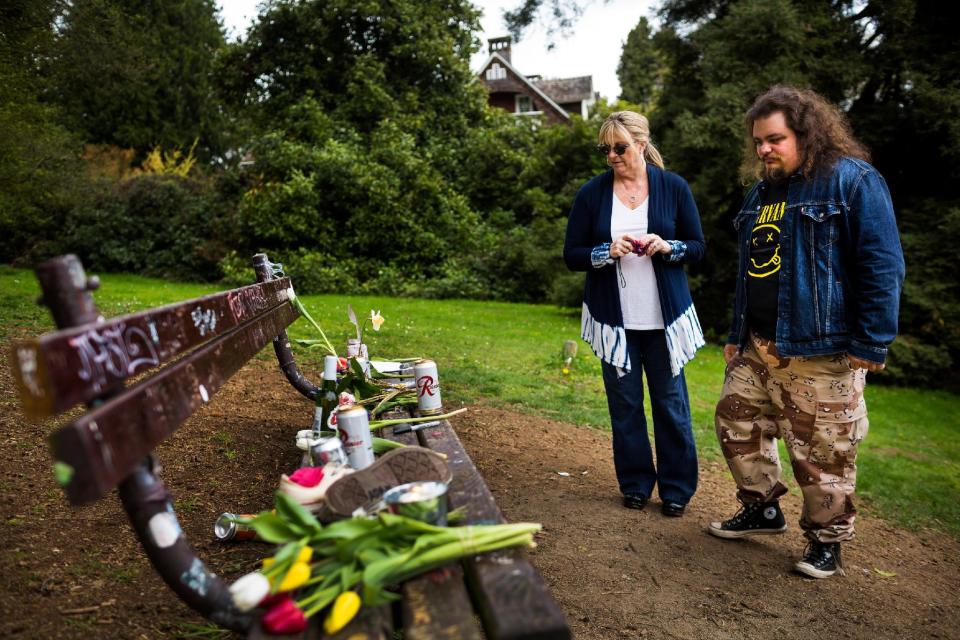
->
<box><xmin>61</xmin><ymin>174</ymin><xmax>224</xmax><ymax>280</ymax></box>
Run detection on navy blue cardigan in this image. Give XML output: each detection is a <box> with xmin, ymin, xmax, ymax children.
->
<box><xmin>563</xmin><ymin>166</ymin><xmax>706</xmax><ymax>376</ymax></box>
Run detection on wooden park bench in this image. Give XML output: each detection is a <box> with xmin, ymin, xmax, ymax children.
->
<box><xmin>10</xmin><ymin>253</ymin><xmax>571</xmax><ymax>639</ymax></box>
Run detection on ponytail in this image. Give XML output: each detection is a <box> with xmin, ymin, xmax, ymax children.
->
<box><xmin>645</xmin><ymin>141</ymin><xmax>665</xmax><ymax>169</ymax></box>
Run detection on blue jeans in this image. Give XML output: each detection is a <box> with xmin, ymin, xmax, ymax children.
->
<box><xmin>601</xmin><ymin>329</ymin><xmax>698</xmax><ymax>504</ymax></box>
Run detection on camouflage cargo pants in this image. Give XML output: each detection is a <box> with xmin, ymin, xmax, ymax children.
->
<box><xmin>715</xmin><ymin>334</ymin><xmax>869</xmax><ymax>543</ymax></box>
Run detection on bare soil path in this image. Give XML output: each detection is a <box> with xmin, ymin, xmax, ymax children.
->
<box><xmin>1</xmin><ymin>358</ymin><xmax>957</xmax><ymax>639</ymax></box>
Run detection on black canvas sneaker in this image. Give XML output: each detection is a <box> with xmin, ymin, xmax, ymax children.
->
<box><xmin>707</xmin><ymin>501</ymin><xmax>788</xmax><ymax>539</ymax></box>
<box><xmin>794</xmin><ymin>541</ymin><xmax>843</xmax><ymax>579</ymax></box>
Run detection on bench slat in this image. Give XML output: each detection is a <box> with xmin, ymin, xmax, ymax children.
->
<box><xmin>379</xmin><ymin>424</ymin><xmax>484</xmax><ymax>640</ymax></box>
<box><xmin>401</xmin><ymin>565</ymin><xmax>484</xmax><ymax>640</ymax></box>
<box><xmin>12</xmin><ymin>277</ymin><xmax>292</xmax><ymax>419</ymax></box>
<box><xmin>51</xmin><ymin>300</ymin><xmax>300</xmax><ymax>505</ymax></box>
<box><xmin>418</xmin><ymin>422</ymin><xmax>571</xmax><ymax>640</ymax></box>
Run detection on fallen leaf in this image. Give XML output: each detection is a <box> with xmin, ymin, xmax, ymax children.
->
<box><xmin>874</xmin><ymin>568</ymin><xmax>897</xmax><ymax>577</ymax></box>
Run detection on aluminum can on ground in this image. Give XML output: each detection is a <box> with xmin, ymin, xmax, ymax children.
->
<box><xmin>310</xmin><ymin>437</ymin><xmax>348</xmax><ymax>468</ymax></box>
<box><xmin>414</xmin><ymin>359</ymin><xmax>442</xmax><ymax>415</ymax></box>
<box><xmin>337</xmin><ymin>406</ymin><xmax>375</xmax><ymax>470</ymax></box>
<box><xmin>214</xmin><ymin>513</ymin><xmax>258</xmax><ymax>542</ymax></box>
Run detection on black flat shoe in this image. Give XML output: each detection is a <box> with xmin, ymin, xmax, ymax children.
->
<box><xmin>623</xmin><ymin>494</ymin><xmax>648</xmax><ymax>510</ymax></box>
<box><xmin>661</xmin><ymin>501</ymin><xmax>686</xmax><ymax>517</ymax></box>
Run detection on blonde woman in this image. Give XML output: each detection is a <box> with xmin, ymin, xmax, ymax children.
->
<box><xmin>563</xmin><ymin>111</ymin><xmax>705</xmax><ymax>516</ymax></box>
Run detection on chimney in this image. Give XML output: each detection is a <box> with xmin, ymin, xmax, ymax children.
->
<box><xmin>488</xmin><ymin>36</ymin><xmax>512</xmax><ymax>63</ymax></box>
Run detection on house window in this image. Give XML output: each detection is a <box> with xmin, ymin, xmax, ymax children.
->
<box><xmin>485</xmin><ymin>63</ymin><xmax>506</xmax><ymax>80</ymax></box>
<box><xmin>516</xmin><ymin>95</ymin><xmax>532</xmax><ymax>113</ymax></box>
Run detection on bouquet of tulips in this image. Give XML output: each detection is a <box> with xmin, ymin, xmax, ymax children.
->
<box><xmin>229</xmin><ymin>492</ymin><xmax>540</xmax><ymax>635</ymax></box>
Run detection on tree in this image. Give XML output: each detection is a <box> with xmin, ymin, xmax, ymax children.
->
<box><xmin>617</xmin><ymin>17</ymin><xmax>662</xmax><ymax>107</ymax></box>
<box><xmin>48</xmin><ymin>0</ymin><xmax>227</xmax><ymax>157</ymax></box>
<box><xmin>0</xmin><ymin>0</ymin><xmax>85</xmax><ymax>263</ymax></box>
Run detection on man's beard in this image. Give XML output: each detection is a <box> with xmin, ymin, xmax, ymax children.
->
<box><xmin>761</xmin><ymin>162</ymin><xmax>788</xmax><ymax>183</ymax></box>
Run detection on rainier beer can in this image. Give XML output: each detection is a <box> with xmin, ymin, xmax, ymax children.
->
<box><xmin>414</xmin><ymin>359</ymin><xmax>442</xmax><ymax>415</ymax></box>
<box><xmin>336</xmin><ymin>406</ymin><xmax>375</xmax><ymax>469</ymax></box>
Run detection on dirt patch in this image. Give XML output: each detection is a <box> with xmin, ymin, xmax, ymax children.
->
<box><xmin>1</xmin><ymin>356</ymin><xmax>958</xmax><ymax>639</ymax></box>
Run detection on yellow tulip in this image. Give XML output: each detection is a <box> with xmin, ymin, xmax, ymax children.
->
<box><xmin>324</xmin><ymin>591</ymin><xmax>361</xmax><ymax>635</ymax></box>
<box><xmin>263</xmin><ymin>546</ymin><xmax>311</xmax><ymax>571</ymax></box>
<box><xmin>276</xmin><ymin>561</ymin><xmax>311</xmax><ymax>592</ymax></box>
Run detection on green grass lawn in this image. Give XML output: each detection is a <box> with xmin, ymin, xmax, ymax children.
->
<box><xmin>2</xmin><ymin>266</ymin><xmax>958</xmax><ymax>537</ymax></box>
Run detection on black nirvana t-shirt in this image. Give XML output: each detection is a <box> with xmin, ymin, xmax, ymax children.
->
<box><xmin>746</xmin><ymin>181</ymin><xmax>788</xmax><ymax>340</ymax></box>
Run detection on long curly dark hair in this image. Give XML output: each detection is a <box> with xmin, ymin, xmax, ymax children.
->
<box><xmin>740</xmin><ymin>85</ymin><xmax>870</xmax><ymax>182</ymax></box>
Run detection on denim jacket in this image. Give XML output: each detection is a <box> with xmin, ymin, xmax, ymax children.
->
<box><xmin>728</xmin><ymin>157</ymin><xmax>905</xmax><ymax>364</ymax></box>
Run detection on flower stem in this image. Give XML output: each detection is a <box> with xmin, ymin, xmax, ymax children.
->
<box><xmin>368</xmin><ymin>408</ymin><xmax>467</xmax><ymax>430</ymax></box>
<box><xmin>291</xmin><ymin>296</ymin><xmax>337</xmax><ymax>356</ymax></box>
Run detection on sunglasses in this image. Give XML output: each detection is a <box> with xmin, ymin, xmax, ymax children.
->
<box><xmin>597</xmin><ymin>142</ymin><xmax>631</xmax><ymax>156</ymax></box>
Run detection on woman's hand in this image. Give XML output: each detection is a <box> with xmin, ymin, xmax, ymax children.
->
<box><xmin>638</xmin><ymin>233</ymin><xmax>671</xmax><ymax>257</ymax></box>
<box><xmin>610</xmin><ymin>235</ymin><xmax>637</xmax><ymax>258</ymax></box>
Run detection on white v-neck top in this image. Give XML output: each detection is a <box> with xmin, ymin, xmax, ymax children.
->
<box><xmin>610</xmin><ymin>191</ymin><xmax>664</xmax><ymax>330</ymax></box>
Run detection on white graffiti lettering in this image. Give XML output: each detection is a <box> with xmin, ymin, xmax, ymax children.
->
<box><xmin>70</xmin><ymin>323</ymin><xmax>160</xmax><ymax>391</ymax></box>
<box><xmin>190</xmin><ymin>306</ymin><xmax>217</xmax><ymax>337</ymax></box>
<box><xmin>16</xmin><ymin>346</ymin><xmax>44</xmax><ymax>398</ymax></box>
<box><xmin>180</xmin><ymin>557</ymin><xmax>210</xmax><ymax>597</ymax></box>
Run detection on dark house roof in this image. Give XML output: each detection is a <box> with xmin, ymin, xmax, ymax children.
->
<box><xmin>533</xmin><ymin>76</ymin><xmax>593</xmax><ymax>104</ymax></box>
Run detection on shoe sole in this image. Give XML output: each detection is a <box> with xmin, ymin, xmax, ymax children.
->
<box><xmin>325</xmin><ymin>447</ymin><xmax>453</xmax><ymax>518</ymax></box>
<box><xmin>707</xmin><ymin>523</ymin><xmax>788</xmax><ymax>539</ymax></box>
<box><xmin>793</xmin><ymin>561</ymin><xmax>837</xmax><ymax>579</ymax></box>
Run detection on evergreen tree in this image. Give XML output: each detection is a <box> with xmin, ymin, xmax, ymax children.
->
<box><xmin>48</xmin><ymin>0</ymin><xmax>226</xmax><ymax>157</ymax></box>
<box><xmin>616</xmin><ymin>17</ymin><xmax>661</xmax><ymax>107</ymax></box>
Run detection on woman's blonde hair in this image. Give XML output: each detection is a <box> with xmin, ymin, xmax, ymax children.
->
<box><xmin>598</xmin><ymin>111</ymin><xmax>665</xmax><ymax>169</ymax></box>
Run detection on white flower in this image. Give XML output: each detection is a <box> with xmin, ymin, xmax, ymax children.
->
<box><xmin>229</xmin><ymin>571</ymin><xmax>271</xmax><ymax>612</ymax></box>
<box><xmin>370</xmin><ymin>310</ymin><xmax>384</xmax><ymax>332</ymax></box>
<box><xmin>338</xmin><ymin>392</ymin><xmax>356</xmax><ymax>407</ymax></box>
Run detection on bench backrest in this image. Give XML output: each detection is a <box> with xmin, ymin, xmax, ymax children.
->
<box><xmin>10</xmin><ymin>255</ymin><xmax>298</xmax><ymax>504</ymax></box>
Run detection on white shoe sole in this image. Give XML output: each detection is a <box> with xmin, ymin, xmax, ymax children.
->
<box><xmin>707</xmin><ymin>523</ymin><xmax>788</xmax><ymax>539</ymax></box>
<box><xmin>794</xmin><ymin>561</ymin><xmax>838</xmax><ymax>579</ymax></box>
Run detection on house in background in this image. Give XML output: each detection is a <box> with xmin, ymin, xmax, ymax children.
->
<box><xmin>478</xmin><ymin>36</ymin><xmax>596</xmax><ymax>125</ymax></box>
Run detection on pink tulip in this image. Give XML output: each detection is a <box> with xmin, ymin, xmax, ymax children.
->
<box><xmin>261</xmin><ymin>595</ymin><xmax>307</xmax><ymax>635</ymax></box>
<box><xmin>288</xmin><ymin>466</ymin><xmax>324</xmax><ymax>488</ymax></box>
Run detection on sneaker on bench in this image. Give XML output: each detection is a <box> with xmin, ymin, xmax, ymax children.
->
<box><xmin>324</xmin><ymin>447</ymin><xmax>453</xmax><ymax>519</ymax></box>
<box><xmin>708</xmin><ymin>500</ymin><xmax>787</xmax><ymax>539</ymax></box>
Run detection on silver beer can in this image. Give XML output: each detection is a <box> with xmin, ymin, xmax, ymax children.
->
<box><xmin>214</xmin><ymin>512</ymin><xmax>258</xmax><ymax>542</ymax></box>
<box><xmin>310</xmin><ymin>437</ymin><xmax>348</xmax><ymax>468</ymax></box>
<box><xmin>414</xmin><ymin>359</ymin><xmax>442</xmax><ymax>415</ymax></box>
<box><xmin>337</xmin><ymin>406</ymin><xmax>375</xmax><ymax>469</ymax></box>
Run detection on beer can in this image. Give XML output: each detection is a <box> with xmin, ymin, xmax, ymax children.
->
<box><xmin>346</xmin><ymin>339</ymin><xmax>369</xmax><ymax>360</ymax></box>
<box><xmin>414</xmin><ymin>359</ymin><xmax>442</xmax><ymax>415</ymax></box>
<box><xmin>310</xmin><ymin>437</ymin><xmax>348</xmax><ymax>468</ymax></box>
<box><xmin>346</xmin><ymin>338</ymin><xmax>361</xmax><ymax>358</ymax></box>
<box><xmin>337</xmin><ymin>406</ymin><xmax>375</xmax><ymax>470</ymax></box>
<box><xmin>214</xmin><ymin>512</ymin><xmax>258</xmax><ymax>542</ymax></box>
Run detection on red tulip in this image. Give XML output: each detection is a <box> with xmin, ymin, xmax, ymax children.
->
<box><xmin>261</xmin><ymin>595</ymin><xmax>307</xmax><ymax>635</ymax></box>
<box><xmin>288</xmin><ymin>466</ymin><xmax>324</xmax><ymax>488</ymax></box>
